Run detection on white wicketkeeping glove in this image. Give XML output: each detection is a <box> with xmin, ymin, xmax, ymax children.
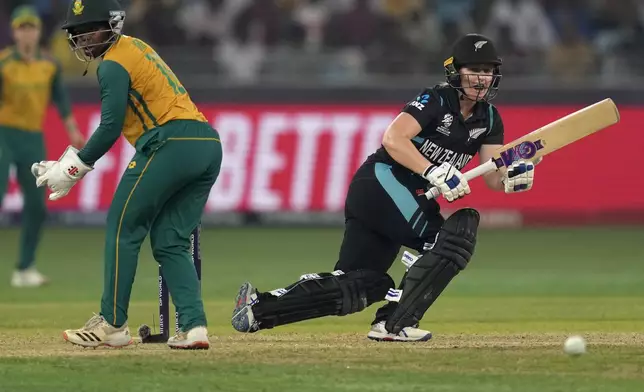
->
<box><xmin>423</xmin><ymin>162</ymin><xmax>471</xmax><ymax>202</ymax></box>
<box><xmin>502</xmin><ymin>159</ymin><xmax>534</xmax><ymax>193</ymax></box>
<box><xmin>32</xmin><ymin>146</ymin><xmax>93</xmax><ymax>201</ymax></box>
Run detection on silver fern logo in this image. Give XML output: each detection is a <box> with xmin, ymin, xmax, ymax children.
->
<box><xmin>474</xmin><ymin>40</ymin><xmax>488</xmax><ymax>51</ymax></box>
<box><xmin>469</xmin><ymin>127</ymin><xmax>488</xmax><ymax>140</ymax></box>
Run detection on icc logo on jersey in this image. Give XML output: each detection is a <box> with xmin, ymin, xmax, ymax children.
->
<box><xmin>436</xmin><ymin>113</ymin><xmax>453</xmax><ymax>136</ymax></box>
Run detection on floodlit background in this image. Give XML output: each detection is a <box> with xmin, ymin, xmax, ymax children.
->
<box><xmin>2</xmin><ymin>0</ymin><xmax>643</xmax><ymax>225</ymax></box>
<box><xmin>2</xmin><ymin>0</ymin><xmax>641</xmax><ymax>85</ymax></box>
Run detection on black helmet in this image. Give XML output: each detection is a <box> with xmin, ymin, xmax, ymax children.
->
<box><xmin>61</xmin><ymin>0</ymin><xmax>126</xmax><ymax>62</ymax></box>
<box><xmin>444</xmin><ymin>33</ymin><xmax>502</xmax><ymax>102</ymax></box>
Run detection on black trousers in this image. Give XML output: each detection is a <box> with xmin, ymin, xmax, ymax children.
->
<box><xmin>333</xmin><ymin>161</ymin><xmax>445</xmax><ymax>324</ymax></box>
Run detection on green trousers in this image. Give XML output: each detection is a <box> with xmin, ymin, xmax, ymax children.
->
<box><xmin>0</xmin><ymin>126</ymin><xmax>47</xmax><ymax>271</ymax></box>
<box><xmin>100</xmin><ymin>120</ymin><xmax>222</xmax><ymax>330</ymax></box>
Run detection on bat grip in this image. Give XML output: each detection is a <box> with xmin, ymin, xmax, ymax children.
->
<box><xmin>425</xmin><ymin>159</ymin><xmax>499</xmax><ymax>200</ymax></box>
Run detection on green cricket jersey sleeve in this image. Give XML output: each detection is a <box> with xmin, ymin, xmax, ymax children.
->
<box><xmin>51</xmin><ymin>62</ymin><xmax>72</xmax><ymax>119</ymax></box>
<box><xmin>78</xmin><ymin>60</ymin><xmax>130</xmax><ymax>166</ymax></box>
<box><xmin>0</xmin><ymin>54</ymin><xmax>9</xmax><ymax>103</ymax></box>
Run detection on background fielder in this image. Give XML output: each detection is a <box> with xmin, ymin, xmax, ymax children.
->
<box><xmin>231</xmin><ymin>33</ymin><xmax>538</xmax><ymax>342</ymax></box>
<box><xmin>32</xmin><ymin>0</ymin><xmax>222</xmax><ymax>350</ymax></box>
<box><xmin>0</xmin><ymin>5</ymin><xmax>84</xmax><ymax>288</ymax></box>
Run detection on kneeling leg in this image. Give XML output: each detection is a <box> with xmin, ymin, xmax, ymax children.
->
<box><xmin>231</xmin><ymin>218</ymin><xmax>400</xmax><ymax>332</ymax></box>
<box><xmin>263</xmin><ymin>270</ymin><xmax>393</xmax><ymax>328</ymax></box>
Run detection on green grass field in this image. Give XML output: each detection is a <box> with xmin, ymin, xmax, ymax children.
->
<box><xmin>0</xmin><ymin>226</ymin><xmax>643</xmax><ymax>391</ymax></box>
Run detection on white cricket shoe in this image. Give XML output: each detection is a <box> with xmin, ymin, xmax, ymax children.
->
<box><xmin>167</xmin><ymin>326</ymin><xmax>210</xmax><ymax>350</ymax></box>
<box><xmin>11</xmin><ymin>267</ymin><xmax>49</xmax><ymax>287</ymax></box>
<box><xmin>367</xmin><ymin>321</ymin><xmax>432</xmax><ymax>342</ymax></box>
<box><xmin>62</xmin><ymin>314</ymin><xmax>133</xmax><ymax>348</ymax></box>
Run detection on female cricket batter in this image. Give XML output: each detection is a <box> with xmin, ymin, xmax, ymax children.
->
<box><xmin>231</xmin><ymin>33</ymin><xmax>538</xmax><ymax>342</ymax></box>
<box><xmin>0</xmin><ymin>5</ymin><xmax>84</xmax><ymax>288</ymax></box>
<box><xmin>32</xmin><ymin>0</ymin><xmax>222</xmax><ymax>349</ymax></box>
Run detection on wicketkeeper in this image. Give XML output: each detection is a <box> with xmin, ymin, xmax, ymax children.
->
<box><xmin>32</xmin><ymin>0</ymin><xmax>222</xmax><ymax>349</ymax></box>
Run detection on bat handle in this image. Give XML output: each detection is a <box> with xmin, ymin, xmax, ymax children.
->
<box><xmin>425</xmin><ymin>159</ymin><xmax>500</xmax><ymax>200</ymax></box>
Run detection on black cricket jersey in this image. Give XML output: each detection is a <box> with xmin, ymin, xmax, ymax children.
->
<box><xmin>367</xmin><ymin>83</ymin><xmax>504</xmax><ymax>173</ymax></box>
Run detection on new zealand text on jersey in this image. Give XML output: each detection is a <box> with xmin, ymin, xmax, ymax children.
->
<box><xmin>418</xmin><ymin>140</ymin><xmax>473</xmax><ymax>170</ymax></box>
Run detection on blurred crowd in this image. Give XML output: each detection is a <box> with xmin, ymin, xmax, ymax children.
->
<box><xmin>1</xmin><ymin>0</ymin><xmax>643</xmax><ymax>85</ymax></box>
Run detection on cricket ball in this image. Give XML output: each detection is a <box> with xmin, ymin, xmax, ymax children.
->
<box><xmin>563</xmin><ymin>335</ymin><xmax>586</xmax><ymax>356</ymax></box>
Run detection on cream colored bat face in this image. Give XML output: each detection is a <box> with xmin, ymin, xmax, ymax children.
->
<box><xmin>492</xmin><ymin>98</ymin><xmax>620</xmax><ymax>169</ymax></box>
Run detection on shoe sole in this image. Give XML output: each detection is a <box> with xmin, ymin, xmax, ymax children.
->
<box><xmin>11</xmin><ymin>280</ymin><xmax>50</xmax><ymax>288</ymax></box>
<box><xmin>367</xmin><ymin>331</ymin><xmax>432</xmax><ymax>342</ymax></box>
<box><xmin>169</xmin><ymin>341</ymin><xmax>210</xmax><ymax>350</ymax></box>
<box><xmin>62</xmin><ymin>332</ymin><xmax>134</xmax><ymax>348</ymax></box>
<box><xmin>231</xmin><ymin>282</ymin><xmax>257</xmax><ymax>333</ymax></box>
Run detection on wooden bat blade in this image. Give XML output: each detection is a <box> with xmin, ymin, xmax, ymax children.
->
<box><xmin>492</xmin><ymin>98</ymin><xmax>620</xmax><ymax>169</ymax></box>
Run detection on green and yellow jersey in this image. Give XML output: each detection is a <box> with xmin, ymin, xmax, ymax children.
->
<box><xmin>105</xmin><ymin>36</ymin><xmax>207</xmax><ymax>145</ymax></box>
<box><xmin>0</xmin><ymin>47</ymin><xmax>72</xmax><ymax>132</ymax></box>
<box><xmin>78</xmin><ymin>35</ymin><xmax>207</xmax><ymax>165</ymax></box>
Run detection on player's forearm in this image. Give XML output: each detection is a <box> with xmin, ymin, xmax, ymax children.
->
<box><xmin>77</xmin><ymin>124</ymin><xmax>121</xmax><ymax>165</ymax></box>
<box><xmin>483</xmin><ymin>171</ymin><xmax>504</xmax><ymax>191</ymax></box>
<box><xmin>382</xmin><ymin>136</ymin><xmax>432</xmax><ymax>175</ymax></box>
<box><xmin>64</xmin><ymin>116</ymin><xmax>78</xmax><ymax>134</ymax></box>
<box><xmin>76</xmin><ymin>86</ymin><xmax>126</xmax><ymax>166</ymax></box>
<box><xmin>479</xmin><ymin>144</ymin><xmax>505</xmax><ymax>191</ymax></box>
<box><xmin>77</xmin><ymin>101</ymin><xmax>124</xmax><ymax>165</ymax></box>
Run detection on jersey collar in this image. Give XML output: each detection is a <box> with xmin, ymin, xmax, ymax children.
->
<box><xmin>12</xmin><ymin>46</ymin><xmax>42</xmax><ymax>62</ymax></box>
<box><xmin>443</xmin><ymin>86</ymin><xmax>488</xmax><ymax>122</ymax></box>
<box><xmin>102</xmin><ymin>34</ymin><xmax>123</xmax><ymax>59</ymax></box>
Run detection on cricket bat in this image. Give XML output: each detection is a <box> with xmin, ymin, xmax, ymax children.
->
<box><xmin>426</xmin><ymin>98</ymin><xmax>620</xmax><ymax>200</ymax></box>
